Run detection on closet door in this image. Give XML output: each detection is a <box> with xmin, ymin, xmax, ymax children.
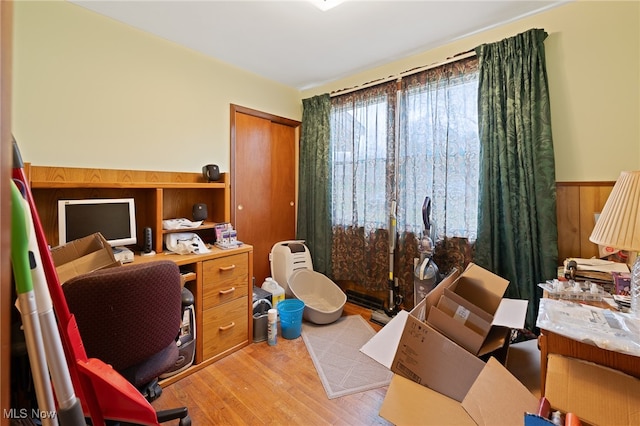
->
<box><xmin>1</xmin><ymin>1</ymin><xmax>12</xmax><ymax>418</ymax></box>
<box><xmin>231</xmin><ymin>105</ymin><xmax>299</xmax><ymax>287</ymax></box>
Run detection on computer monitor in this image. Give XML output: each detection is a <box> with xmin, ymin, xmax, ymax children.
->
<box><xmin>58</xmin><ymin>198</ymin><xmax>137</xmax><ymax>248</ymax></box>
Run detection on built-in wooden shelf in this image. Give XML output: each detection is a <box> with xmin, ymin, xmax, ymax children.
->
<box><xmin>26</xmin><ymin>164</ymin><xmax>231</xmax><ymax>254</ymax></box>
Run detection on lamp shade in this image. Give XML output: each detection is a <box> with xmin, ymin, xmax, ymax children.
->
<box><xmin>589</xmin><ymin>170</ymin><xmax>640</xmax><ymax>252</ymax></box>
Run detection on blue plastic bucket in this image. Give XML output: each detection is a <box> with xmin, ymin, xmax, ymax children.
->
<box><xmin>277</xmin><ymin>299</ymin><xmax>305</xmax><ymax>339</ymax></box>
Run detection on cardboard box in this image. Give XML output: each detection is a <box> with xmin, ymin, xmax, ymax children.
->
<box><xmin>364</xmin><ymin>265</ymin><xmax>639</xmax><ymax>425</ymax></box>
<box><xmin>359</xmin><ymin>266</ymin><xmax>531</xmax><ymax>423</ymax></box>
<box><xmin>426</xmin><ymin>263</ymin><xmax>528</xmax><ymax>356</ymax></box>
<box><xmin>380</xmin><ymin>354</ymin><xmax>640</xmax><ymax>425</ymax></box>
<box><xmin>51</xmin><ymin>232</ymin><xmax>120</xmax><ymax>284</ymax></box>
<box><xmin>361</xmin><ymin>267</ymin><xmax>517</xmax><ymax>397</ymax></box>
<box><xmin>544</xmin><ymin>354</ymin><xmax>640</xmax><ymax>426</ymax></box>
<box><xmin>360</xmin><ymin>266</ymin><xmax>515</xmax><ymax>373</ymax></box>
<box><xmin>390</xmin><ymin>317</ymin><xmax>486</xmax><ymax>402</ymax></box>
<box><xmin>381</xmin><ymin>356</ymin><xmax>539</xmax><ymax>425</ymax></box>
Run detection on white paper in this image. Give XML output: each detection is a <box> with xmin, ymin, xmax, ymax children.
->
<box><xmin>360</xmin><ymin>310</ymin><xmax>409</xmax><ymax>369</ymax></box>
<box><xmin>162</xmin><ymin>218</ymin><xmax>203</xmax><ymax>230</ymax></box>
<box><xmin>491</xmin><ymin>298</ymin><xmax>528</xmax><ymax>328</ymax></box>
<box><xmin>566</xmin><ymin>258</ymin><xmax>629</xmax><ymax>273</ymax></box>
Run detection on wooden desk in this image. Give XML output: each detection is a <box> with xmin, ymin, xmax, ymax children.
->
<box><xmin>133</xmin><ymin>245</ymin><xmax>254</xmax><ymax>386</ymax></box>
<box><xmin>538</xmin><ymin>298</ymin><xmax>640</xmax><ymax>394</ymax></box>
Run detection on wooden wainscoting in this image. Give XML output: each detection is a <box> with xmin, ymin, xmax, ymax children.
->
<box><xmin>556</xmin><ymin>181</ymin><xmax>615</xmax><ymax>263</ymax></box>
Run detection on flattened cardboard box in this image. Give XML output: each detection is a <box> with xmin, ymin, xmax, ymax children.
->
<box><xmin>427</xmin><ymin>263</ymin><xmax>528</xmax><ymax>356</ymax></box>
<box><xmin>51</xmin><ymin>232</ymin><xmax>120</xmax><ymax>284</ymax></box>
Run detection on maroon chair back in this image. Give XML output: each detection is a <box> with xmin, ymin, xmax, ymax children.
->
<box><xmin>63</xmin><ymin>260</ymin><xmax>182</xmax><ymax>387</ymax></box>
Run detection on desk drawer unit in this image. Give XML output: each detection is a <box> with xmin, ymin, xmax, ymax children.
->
<box><xmin>203</xmin><ymin>253</ymin><xmax>249</xmax><ymax>306</ymax></box>
<box><xmin>202</xmin><ymin>252</ymin><xmax>249</xmax><ymax>360</ymax></box>
<box><xmin>202</xmin><ymin>297</ymin><xmax>248</xmax><ymax>360</ymax></box>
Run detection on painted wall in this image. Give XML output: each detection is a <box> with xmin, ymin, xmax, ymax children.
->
<box><xmin>12</xmin><ymin>1</ymin><xmax>302</xmax><ymax>173</ymax></box>
<box><xmin>13</xmin><ymin>1</ymin><xmax>639</xmax><ymax>181</ymax></box>
<box><xmin>304</xmin><ymin>0</ymin><xmax>640</xmax><ymax>182</ymax></box>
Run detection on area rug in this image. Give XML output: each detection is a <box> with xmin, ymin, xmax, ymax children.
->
<box><xmin>301</xmin><ymin>315</ymin><xmax>394</xmax><ymax>399</ymax></box>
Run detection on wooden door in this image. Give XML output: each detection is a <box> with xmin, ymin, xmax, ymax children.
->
<box><xmin>231</xmin><ymin>105</ymin><xmax>299</xmax><ymax>288</ymax></box>
<box><xmin>1</xmin><ymin>1</ymin><xmax>12</xmax><ymax>419</ymax></box>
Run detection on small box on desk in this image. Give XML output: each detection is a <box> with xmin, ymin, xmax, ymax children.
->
<box><xmin>51</xmin><ymin>232</ymin><xmax>121</xmax><ymax>284</ymax></box>
<box><xmin>612</xmin><ymin>271</ymin><xmax>631</xmax><ymax>295</ymax></box>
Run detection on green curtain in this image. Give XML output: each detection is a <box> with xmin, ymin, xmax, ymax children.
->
<box><xmin>297</xmin><ymin>94</ymin><xmax>332</xmax><ymax>275</ymax></box>
<box><xmin>474</xmin><ymin>29</ymin><xmax>558</xmax><ymax>330</ymax></box>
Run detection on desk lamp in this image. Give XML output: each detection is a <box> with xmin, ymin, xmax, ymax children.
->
<box><xmin>589</xmin><ymin>170</ymin><xmax>640</xmax><ymax>317</ymax></box>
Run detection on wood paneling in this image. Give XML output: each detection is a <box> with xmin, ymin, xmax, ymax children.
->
<box><xmin>556</xmin><ymin>181</ymin><xmax>615</xmax><ymax>263</ymax></box>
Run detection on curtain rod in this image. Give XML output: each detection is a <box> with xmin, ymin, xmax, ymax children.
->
<box><xmin>329</xmin><ymin>49</ymin><xmax>476</xmax><ymax>97</ymax></box>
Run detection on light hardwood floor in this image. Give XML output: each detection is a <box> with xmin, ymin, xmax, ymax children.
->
<box><xmin>151</xmin><ymin>303</ymin><xmax>392</xmax><ymax>425</ymax></box>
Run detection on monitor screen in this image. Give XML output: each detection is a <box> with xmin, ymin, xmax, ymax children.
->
<box><xmin>58</xmin><ymin>198</ymin><xmax>137</xmax><ymax>248</ymax></box>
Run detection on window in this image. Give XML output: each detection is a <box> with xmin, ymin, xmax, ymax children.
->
<box><xmin>330</xmin><ymin>56</ymin><xmax>479</xmax><ymax>242</ymax></box>
<box><xmin>331</xmin><ymin>83</ymin><xmax>396</xmax><ymax>231</ymax></box>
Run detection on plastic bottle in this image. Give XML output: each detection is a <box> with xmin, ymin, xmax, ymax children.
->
<box><xmin>631</xmin><ymin>257</ymin><xmax>640</xmax><ymax>318</ymax></box>
<box><xmin>262</xmin><ymin>277</ymin><xmax>285</xmax><ymax>310</ymax></box>
<box><xmin>267</xmin><ymin>308</ymin><xmax>278</xmax><ymax>346</ymax></box>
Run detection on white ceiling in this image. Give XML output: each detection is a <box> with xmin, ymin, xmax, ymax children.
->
<box><xmin>70</xmin><ymin>0</ymin><xmax>570</xmax><ymax>90</ymax></box>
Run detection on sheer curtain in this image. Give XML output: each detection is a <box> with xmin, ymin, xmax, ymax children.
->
<box><xmin>396</xmin><ymin>57</ymin><xmax>480</xmax><ymax>300</ymax></box>
<box><xmin>330</xmin><ymin>81</ymin><xmax>397</xmax><ymax>292</ymax></box>
<box><xmin>398</xmin><ymin>57</ymin><xmax>479</xmax><ymax>240</ymax></box>
<box><xmin>329</xmin><ymin>58</ymin><xmax>480</xmax><ymax>303</ymax></box>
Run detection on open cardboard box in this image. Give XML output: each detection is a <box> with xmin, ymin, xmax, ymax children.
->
<box><xmin>426</xmin><ymin>263</ymin><xmax>528</xmax><ymax>356</ymax></box>
<box><xmin>51</xmin><ymin>232</ymin><xmax>121</xmax><ymax>284</ymax></box>
<box><xmin>381</xmin><ymin>355</ymin><xmax>539</xmax><ymax>425</ymax></box>
<box><xmin>362</xmin><ymin>264</ymin><xmax>527</xmax><ymax>369</ymax></box>
<box><xmin>380</xmin><ymin>353</ymin><xmax>640</xmax><ymax>425</ymax></box>
<box><xmin>360</xmin><ymin>266</ymin><xmax>640</xmax><ymax>425</ymax></box>
<box><xmin>361</xmin><ymin>265</ymin><xmax>528</xmax><ymax>400</ymax></box>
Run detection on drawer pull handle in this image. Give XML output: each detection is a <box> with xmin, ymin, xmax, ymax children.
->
<box><xmin>219</xmin><ymin>322</ymin><xmax>236</xmax><ymax>331</ymax></box>
<box><xmin>219</xmin><ymin>264</ymin><xmax>236</xmax><ymax>272</ymax></box>
<box><xmin>219</xmin><ymin>287</ymin><xmax>236</xmax><ymax>295</ymax></box>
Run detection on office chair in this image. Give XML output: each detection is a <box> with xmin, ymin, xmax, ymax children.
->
<box><xmin>63</xmin><ymin>260</ymin><xmax>191</xmax><ymax>425</ymax></box>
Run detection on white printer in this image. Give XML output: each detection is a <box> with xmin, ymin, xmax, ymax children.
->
<box><xmin>113</xmin><ymin>246</ymin><xmax>134</xmax><ymax>264</ymax></box>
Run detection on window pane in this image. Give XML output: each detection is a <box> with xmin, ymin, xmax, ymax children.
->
<box><xmin>330</xmin><ymin>83</ymin><xmax>396</xmax><ymax>231</ymax></box>
<box><xmin>330</xmin><ymin>58</ymin><xmax>478</xmax><ymax>241</ymax></box>
<box><xmin>398</xmin><ymin>59</ymin><xmax>479</xmax><ymax>241</ymax></box>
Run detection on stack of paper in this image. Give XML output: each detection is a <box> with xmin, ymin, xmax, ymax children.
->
<box><xmin>561</xmin><ymin>258</ymin><xmax>629</xmax><ymax>288</ymax></box>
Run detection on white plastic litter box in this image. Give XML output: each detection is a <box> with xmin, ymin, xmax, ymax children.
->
<box><xmin>270</xmin><ymin>241</ymin><xmax>346</xmax><ymax>325</ymax></box>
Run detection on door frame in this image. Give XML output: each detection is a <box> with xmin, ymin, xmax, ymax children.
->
<box><xmin>229</xmin><ymin>104</ymin><xmax>301</xmax><ymax>228</ymax></box>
